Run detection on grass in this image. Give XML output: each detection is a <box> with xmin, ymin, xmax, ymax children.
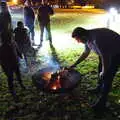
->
<box><xmin>0</xmin><ymin>9</ymin><xmax>120</xmax><ymax>120</ymax></box>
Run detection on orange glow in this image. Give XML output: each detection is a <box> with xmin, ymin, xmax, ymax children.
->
<box><xmin>13</xmin><ymin>0</ymin><xmax>18</xmax><ymax>4</ymax></box>
<box><xmin>50</xmin><ymin>79</ymin><xmax>61</xmax><ymax>90</ymax></box>
<box><xmin>41</xmin><ymin>71</ymin><xmax>62</xmax><ymax>90</ymax></box>
<box><xmin>42</xmin><ymin>72</ymin><xmax>52</xmax><ymax>80</ymax></box>
<box><xmin>52</xmin><ymin>86</ymin><xmax>57</xmax><ymax>90</ymax></box>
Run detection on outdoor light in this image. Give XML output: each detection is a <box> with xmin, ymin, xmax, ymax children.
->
<box><xmin>106</xmin><ymin>7</ymin><xmax>119</xmax><ymax>28</ymax></box>
<box><xmin>12</xmin><ymin>0</ymin><xmax>18</xmax><ymax>4</ymax></box>
<box><xmin>109</xmin><ymin>7</ymin><xmax>118</xmax><ymax>16</ymax></box>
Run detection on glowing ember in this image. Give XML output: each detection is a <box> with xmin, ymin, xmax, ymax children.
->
<box><xmin>32</xmin><ymin>67</ymin><xmax>81</xmax><ymax>92</ymax></box>
<box><xmin>48</xmin><ymin>69</ymin><xmax>69</xmax><ymax>90</ymax></box>
<box><xmin>52</xmin><ymin>86</ymin><xmax>57</xmax><ymax>90</ymax></box>
<box><xmin>50</xmin><ymin>79</ymin><xmax>61</xmax><ymax>90</ymax></box>
<box><xmin>42</xmin><ymin>72</ymin><xmax>52</xmax><ymax>80</ymax></box>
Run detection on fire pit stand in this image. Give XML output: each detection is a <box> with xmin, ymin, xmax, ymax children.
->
<box><xmin>32</xmin><ymin>67</ymin><xmax>89</xmax><ymax>119</ymax></box>
<box><xmin>32</xmin><ymin>67</ymin><xmax>82</xmax><ymax>94</ymax></box>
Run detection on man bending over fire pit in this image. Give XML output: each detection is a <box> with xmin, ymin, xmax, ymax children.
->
<box><xmin>70</xmin><ymin>27</ymin><xmax>120</xmax><ymax>111</ymax></box>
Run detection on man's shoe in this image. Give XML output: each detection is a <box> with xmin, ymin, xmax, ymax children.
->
<box><xmin>32</xmin><ymin>42</ymin><xmax>36</xmax><ymax>46</ymax></box>
<box><xmin>91</xmin><ymin>97</ymin><xmax>107</xmax><ymax>112</ymax></box>
<box><xmin>39</xmin><ymin>43</ymin><xmax>42</xmax><ymax>47</ymax></box>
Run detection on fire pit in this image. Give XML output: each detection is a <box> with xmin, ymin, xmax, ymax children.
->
<box><xmin>32</xmin><ymin>67</ymin><xmax>82</xmax><ymax>93</ymax></box>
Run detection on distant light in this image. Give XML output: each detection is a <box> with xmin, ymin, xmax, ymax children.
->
<box><xmin>109</xmin><ymin>7</ymin><xmax>118</xmax><ymax>15</ymax></box>
<box><xmin>13</xmin><ymin>0</ymin><xmax>17</xmax><ymax>4</ymax></box>
<box><xmin>106</xmin><ymin>7</ymin><xmax>119</xmax><ymax>28</ymax></box>
<box><xmin>82</xmin><ymin>5</ymin><xmax>95</xmax><ymax>9</ymax></box>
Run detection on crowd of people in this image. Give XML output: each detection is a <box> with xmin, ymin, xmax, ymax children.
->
<box><xmin>23</xmin><ymin>0</ymin><xmax>54</xmax><ymax>46</ymax></box>
<box><xmin>0</xmin><ymin>0</ymin><xmax>54</xmax><ymax>101</ymax></box>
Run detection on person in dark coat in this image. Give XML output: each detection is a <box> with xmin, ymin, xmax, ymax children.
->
<box><xmin>14</xmin><ymin>21</ymin><xmax>31</xmax><ymax>66</ymax></box>
<box><xmin>37</xmin><ymin>0</ymin><xmax>54</xmax><ymax>46</ymax></box>
<box><xmin>0</xmin><ymin>1</ymin><xmax>12</xmax><ymax>33</ymax></box>
<box><xmin>23</xmin><ymin>0</ymin><xmax>35</xmax><ymax>45</ymax></box>
<box><xmin>0</xmin><ymin>30</ymin><xmax>25</xmax><ymax>101</ymax></box>
<box><xmin>70</xmin><ymin>27</ymin><xmax>120</xmax><ymax>111</ymax></box>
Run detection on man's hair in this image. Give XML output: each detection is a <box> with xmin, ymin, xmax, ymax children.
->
<box><xmin>17</xmin><ymin>21</ymin><xmax>23</xmax><ymax>27</ymax></box>
<box><xmin>24</xmin><ymin>0</ymin><xmax>32</xmax><ymax>6</ymax></box>
<box><xmin>0</xmin><ymin>1</ymin><xmax>8</xmax><ymax>10</ymax></box>
<box><xmin>0</xmin><ymin>2</ymin><xmax>7</xmax><ymax>7</ymax></box>
<box><xmin>72</xmin><ymin>27</ymin><xmax>87</xmax><ymax>38</ymax></box>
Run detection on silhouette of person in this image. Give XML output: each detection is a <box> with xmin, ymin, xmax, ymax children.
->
<box><xmin>23</xmin><ymin>0</ymin><xmax>35</xmax><ymax>45</ymax></box>
<box><xmin>0</xmin><ymin>1</ymin><xmax>12</xmax><ymax>33</ymax></box>
<box><xmin>37</xmin><ymin>0</ymin><xmax>54</xmax><ymax>46</ymax></box>
<box><xmin>14</xmin><ymin>21</ymin><xmax>31</xmax><ymax>66</ymax></box>
<box><xmin>70</xmin><ymin>27</ymin><xmax>120</xmax><ymax>112</ymax></box>
<box><xmin>0</xmin><ymin>30</ymin><xmax>25</xmax><ymax>101</ymax></box>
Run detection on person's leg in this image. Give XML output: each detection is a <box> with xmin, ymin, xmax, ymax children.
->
<box><xmin>23</xmin><ymin>53</ymin><xmax>28</xmax><ymax>67</ymax></box>
<box><xmin>46</xmin><ymin>22</ymin><xmax>52</xmax><ymax>43</ymax></box>
<box><xmin>40</xmin><ymin>23</ymin><xmax>44</xmax><ymax>46</ymax></box>
<box><xmin>15</xmin><ymin>66</ymin><xmax>25</xmax><ymax>89</ymax></box>
<box><xmin>29</xmin><ymin>24</ymin><xmax>35</xmax><ymax>43</ymax></box>
<box><xmin>97</xmin><ymin>56</ymin><xmax>103</xmax><ymax>91</ymax></box>
<box><xmin>92</xmin><ymin>55</ymin><xmax>120</xmax><ymax>110</ymax></box>
<box><xmin>88</xmin><ymin>56</ymin><xmax>103</xmax><ymax>94</ymax></box>
<box><xmin>3</xmin><ymin>67</ymin><xmax>17</xmax><ymax>98</ymax></box>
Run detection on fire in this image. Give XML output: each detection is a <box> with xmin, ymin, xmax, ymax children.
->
<box><xmin>42</xmin><ymin>72</ymin><xmax>52</xmax><ymax>80</ymax></box>
<box><xmin>50</xmin><ymin>77</ymin><xmax>61</xmax><ymax>90</ymax></box>
<box><xmin>41</xmin><ymin>68</ymin><xmax>68</xmax><ymax>90</ymax></box>
<box><xmin>52</xmin><ymin>86</ymin><xmax>57</xmax><ymax>90</ymax></box>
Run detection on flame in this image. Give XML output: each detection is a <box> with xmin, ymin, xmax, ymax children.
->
<box><xmin>50</xmin><ymin>79</ymin><xmax>61</xmax><ymax>90</ymax></box>
<box><xmin>41</xmin><ymin>71</ymin><xmax>63</xmax><ymax>90</ymax></box>
<box><xmin>42</xmin><ymin>72</ymin><xmax>53</xmax><ymax>80</ymax></box>
<box><xmin>52</xmin><ymin>86</ymin><xmax>57</xmax><ymax>90</ymax></box>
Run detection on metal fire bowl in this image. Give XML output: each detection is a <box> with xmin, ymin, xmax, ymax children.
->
<box><xmin>32</xmin><ymin>67</ymin><xmax>82</xmax><ymax>93</ymax></box>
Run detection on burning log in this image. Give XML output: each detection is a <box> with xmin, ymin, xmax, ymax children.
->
<box><xmin>32</xmin><ymin>67</ymin><xmax>82</xmax><ymax>93</ymax></box>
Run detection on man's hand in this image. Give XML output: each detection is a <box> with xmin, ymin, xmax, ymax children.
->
<box><xmin>68</xmin><ymin>65</ymin><xmax>76</xmax><ymax>69</ymax></box>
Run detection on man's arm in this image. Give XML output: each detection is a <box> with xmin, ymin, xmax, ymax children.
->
<box><xmin>49</xmin><ymin>6</ymin><xmax>54</xmax><ymax>15</ymax></box>
<box><xmin>100</xmin><ymin>53</ymin><xmax>111</xmax><ymax>77</ymax></box>
<box><xmin>13</xmin><ymin>41</ymin><xmax>23</xmax><ymax>59</ymax></box>
<box><xmin>70</xmin><ymin>45</ymin><xmax>90</xmax><ymax>68</ymax></box>
<box><xmin>37</xmin><ymin>7</ymin><xmax>41</xmax><ymax>21</ymax></box>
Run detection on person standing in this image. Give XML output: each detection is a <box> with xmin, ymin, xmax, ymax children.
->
<box><xmin>37</xmin><ymin>0</ymin><xmax>54</xmax><ymax>46</ymax></box>
<box><xmin>0</xmin><ymin>30</ymin><xmax>25</xmax><ymax>101</ymax></box>
<box><xmin>0</xmin><ymin>1</ymin><xmax>12</xmax><ymax>33</ymax></box>
<box><xmin>69</xmin><ymin>27</ymin><xmax>120</xmax><ymax>112</ymax></box>
<box><xmin>23</xmin><ymin>0</ymin><xmax>35</xmax><ymax>45</ymax></box>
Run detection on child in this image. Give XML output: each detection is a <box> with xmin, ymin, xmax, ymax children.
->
<box><xmin>14</xmin><ymin>21</ymin><xmax>31</xmax><ymax>66</ymax></box>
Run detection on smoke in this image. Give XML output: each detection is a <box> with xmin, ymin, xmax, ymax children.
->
<box><xmin>38</xmin><ymin>54</ymin><xmax>60</xmax><ymax>73</ymax></box>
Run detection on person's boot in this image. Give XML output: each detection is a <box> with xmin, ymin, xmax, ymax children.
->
<box><xmin>19</xmin><ymin>82</ymin><xmax>26</xmax><ymax>90</ymax></box>
<box><xmin>49</xmin><ymin>39</ymin><xmax>52</xmax><ymax>45</ymax></box>
<box><xmin>10</xmin><ymin>90</ymin><xmax>19</xmax><ymax>102</ymax></box>
<box><xmin>91</xmin><ymin>96</ymin><xmax>107</xmax><ymax>112</ymax></box>
<box><xmin>39</xmin><ymin>40</ymin><xmax>43</xmax><ymax>47</ymax></box>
